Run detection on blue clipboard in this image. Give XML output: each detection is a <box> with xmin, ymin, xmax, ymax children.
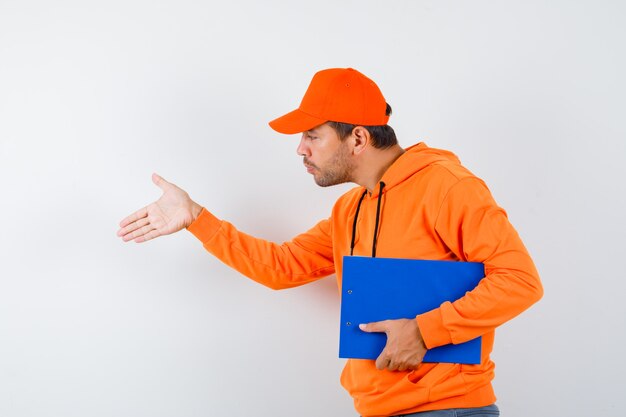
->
<box><xmin>339</xmin><ymin>256</ymin><xmax>485</xmax><ymax>364</ymax></box>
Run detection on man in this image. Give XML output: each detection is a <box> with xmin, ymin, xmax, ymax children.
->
<box><xmin>117</xmin><ymin>68</ymin><xmax>543</xmax><ymax>417</ymax></box>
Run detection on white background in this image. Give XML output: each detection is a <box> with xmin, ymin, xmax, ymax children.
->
<box><xmin>1</xmin><ymin>1</ymin><xmax>625</xmax><ymax>416</ymax></box>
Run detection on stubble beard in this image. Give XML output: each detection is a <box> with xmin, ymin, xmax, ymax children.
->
<box><xmin>310</xmin><ymin>144</ymin><xmax>355</xmax><ymax>187</ymax></box>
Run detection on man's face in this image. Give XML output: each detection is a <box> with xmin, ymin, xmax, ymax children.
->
<box><xmin>297</xmin><ymin>123</ymin><xmax>355</xmax><ymax>187</ymax></box>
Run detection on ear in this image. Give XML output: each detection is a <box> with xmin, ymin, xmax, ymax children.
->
<box><xmin>351</xmin><ymin>126</ymin><xmax>371</xmax><ymax>155</ymax></box>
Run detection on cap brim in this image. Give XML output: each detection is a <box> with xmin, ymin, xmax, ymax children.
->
<box><xmin>269</xmin><ymin>109</ymin><xmax>327</xmax><ymax>135</ymax></box>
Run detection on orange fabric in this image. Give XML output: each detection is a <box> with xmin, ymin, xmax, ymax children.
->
<box><xmin>269</xmin><ymin>68</ymin><xmax>389</xmax><ymax>134</ymax></box>
<box><xmin>187</xmin><ymin>143</ymin><xmax>543</xmax><ymax>417</ymax></box>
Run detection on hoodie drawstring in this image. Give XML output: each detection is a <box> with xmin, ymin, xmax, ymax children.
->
<box><xmin>350</xmin><ymin>181</ymin><xmax>386</xmax><ymax>258</ymax></box>
<box><xmin>349</xmin><ymin>190</ymin><xmax>368</xmax><ymax>256</ymax></box>
<box><xmin>371</xmin><ymin>181</ymin><xmax>385</xmax><ymax>257</ymax></box>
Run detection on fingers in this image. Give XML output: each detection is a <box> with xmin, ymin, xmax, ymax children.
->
<box><xmin>152</xmin><ymin>172</ymin><xmax>172</xmax><ymax>191</ymax></box>
<box><xmin>117</xmin><ymin>216</ymin><xmax>150</xmax><ymax>239</ymax></box>
<box><xmin>119</xmin><ymin>207</ymin><xmax>148</xmax><ymax>229</ymax></box>
<box><xmin>121</xmin><ymin>223</ymin><xmax>156</xmax><ymax>243</ymax></box>
<box><xmin>117</xmin><ymin>173</ymin><xmax>177</xmax><ymax>244</ymax></box>
<box><xmin>118</xmin><ymin>173</ymin><xmax>172</xmax><ymax>229</ymax></box>
<box><xmin>134</xmin><ymin>228</ymin><xmax>161</xmax><ymax>243</ymax></box>
<box><xmin>359</xmin><ymin>321</ymin><xmax>389</xmax><ymax>333</ymax></box>
<box><xmin>362</xmin><ymin>322</ymin><xmax>392</xmax><ymax>370</ymax></box>
<box><xmin>117</xmin><ymin>206</ymin><xmax>158</xmax><ymax>243</ymax></box>
<box><xmin>375</xmin><ymin>349</ymin><xmax>423</xmax><ymax>372</ymax></box>
<box><xmin>366</xmin><ymin>318</ymin><xmax>426</xmax><ymax>372</ymax></box>
<box><xmin>374</xmin><ymin>350</ymin><xmax>407</xmax><ymax>371</ymax></box>
<box><xmin>375</xmin><ymin>351</ymin><xmax>391</xmax><ymax>370</ymax></box>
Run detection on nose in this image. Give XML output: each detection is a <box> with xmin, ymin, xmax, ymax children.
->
<box><xmin>296</xmin><ymin>135</ymin><xmax>310</xmax><ymax>157</ymax></box>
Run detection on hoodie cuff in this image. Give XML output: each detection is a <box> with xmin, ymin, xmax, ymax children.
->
<box><xmin>186</xmin><ymin>207</ymin><xmax>222</xmax><ymax>243</ymax></box>
<box><xmin>416</xmin><ymin>306</ymin><xmax>452</xmax><ymax>349</ymax></box>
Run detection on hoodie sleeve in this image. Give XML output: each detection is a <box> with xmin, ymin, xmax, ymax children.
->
<box><xmin>186</xmin><ymin>208</ymin><xmax>336</xmax><ymax>290</ymax></box>
<box><xmin>416</xmin><ymin>177</ymin><xmax>543</xmax><ymax>349</ymax></box>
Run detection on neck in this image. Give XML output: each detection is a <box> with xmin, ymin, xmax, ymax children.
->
<box><xmin>354</xmin><ymin>144</ymin><xmax>405</xmax><ymax>192</ymax></box>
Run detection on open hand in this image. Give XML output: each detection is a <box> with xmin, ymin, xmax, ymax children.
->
<box><xmin>117</xmin><ymin>173</ymin><xmax>202</xmax><ymax>243</ymax></box>
<box><xmin>359</xmin><ymin>318</ymin><xmax>427</xmax><ymax>371</ymax></box>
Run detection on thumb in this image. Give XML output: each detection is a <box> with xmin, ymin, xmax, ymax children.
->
<box><xmin>359</xmin><ymin>321</ymin><xmax>388</xmax><ymax>333</ymax></box>
<box><xmin>152</xmin><ymin>173</ymin><xmax>171</xmax><ymax>191</ymax></box>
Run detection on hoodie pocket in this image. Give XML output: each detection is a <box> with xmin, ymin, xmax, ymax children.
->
<box><xmin>407</xmin><ymin>363</ymin><xmax>468</xmax><ymax>403</ymax></box>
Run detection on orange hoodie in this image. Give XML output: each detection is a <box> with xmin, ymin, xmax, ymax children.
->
<box><xmin>187</xmin><ymin>143</ymin><xmax>543</xmax><ymax>416</ymax></box>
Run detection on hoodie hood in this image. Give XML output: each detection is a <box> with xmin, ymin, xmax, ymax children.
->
<box><xmin>349</xmin><ymin>142</ymin><xmax>462</xmax><ymax>256</ymax></box>
<box><xmin>371</xmin><ymin>142</ymin><xmax>461</xmax><ymax>197</ymax></box>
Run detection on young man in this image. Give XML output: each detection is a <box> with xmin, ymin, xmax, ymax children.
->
<box><xmin>117</xmin><ymin>68</ymin><xmax>543</xmax><ymax>417</ymax></box>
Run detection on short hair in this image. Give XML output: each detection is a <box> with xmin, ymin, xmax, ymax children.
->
<box><xmin>328</xmin><ymin>103</ymin><xmax>398</xmax><ymax>149</ymax></box>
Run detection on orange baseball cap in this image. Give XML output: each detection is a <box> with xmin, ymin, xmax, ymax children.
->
<box><xmin>269</xmin><ymin>68</ymin><xmax>389</xmax><ymax>134</ymax></box>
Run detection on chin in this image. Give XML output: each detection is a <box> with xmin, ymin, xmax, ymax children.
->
<box><xmin>314</xmin><ymin>177</ymin><xmax>349</xmax><ymax>188</ymax></box>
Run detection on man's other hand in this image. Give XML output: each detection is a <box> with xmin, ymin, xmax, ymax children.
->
<box><xmin>359</xmin><ymin>318</ymin><xmax>427</xmax><ymax>372</ymax></box>
<box><xmin>117</xmin><ymin>173</ymin><xmax>203</xmax><ymax>243</ymax></box>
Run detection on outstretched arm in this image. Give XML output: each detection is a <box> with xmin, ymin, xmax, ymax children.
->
<box><xmin>117</xmin><ymin>173</ymin><xmax>335</xmax><ymax>289</ymax></box>
<box><xmin>117</xmin><ymin>173</ymin><xmax>203</xmax><ymax>243</ymax></box>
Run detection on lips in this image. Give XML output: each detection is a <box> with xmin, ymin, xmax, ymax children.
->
<box><xmin>304</xmin><ymin>159</ymin><xmax>316</xmax><ymax>173</ymax></box>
